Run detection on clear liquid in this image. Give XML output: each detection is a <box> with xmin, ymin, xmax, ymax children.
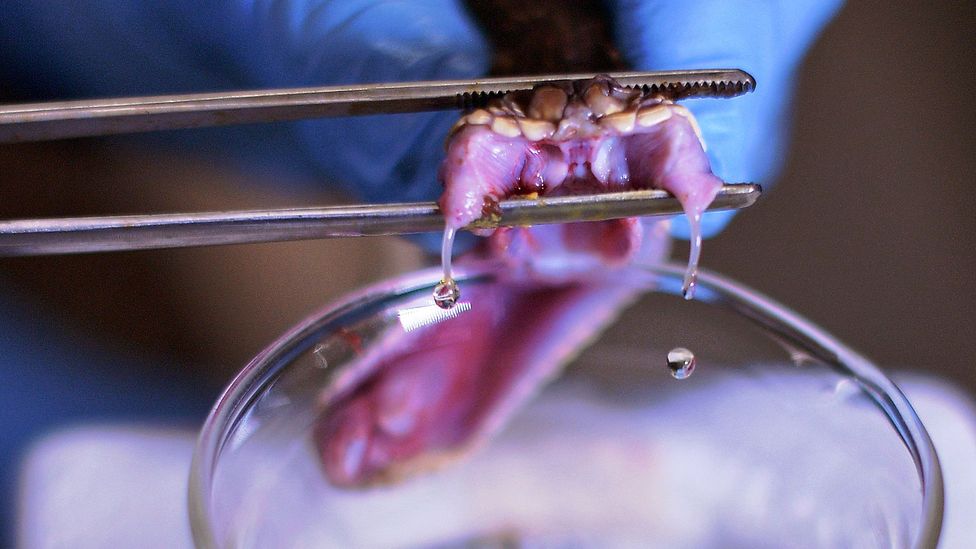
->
<box><xmin>681</xmin><ymin>212</ymin><xmax>703</xmax><ymax>300</ymax></box>
<box><xmin>434</xmin><ymin>226</ymin><xmax>460</xmax><ymax>309</ymax></box>
<box><xmin>666</xmin><ymin>347</ymin><xmax>696</xmax><ymax>380</ymax></box>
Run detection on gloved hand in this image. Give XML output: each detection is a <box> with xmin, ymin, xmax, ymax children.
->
<box><xmin>609</xmin><ymin>0</ymin><xmax>844</xmax><ymax>238</ymax></box>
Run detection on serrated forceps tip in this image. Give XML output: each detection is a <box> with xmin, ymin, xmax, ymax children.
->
<box><xmin>0</xmin><ymin>69</ymin><xmax>755</xmax><ymax>143</ymax></box>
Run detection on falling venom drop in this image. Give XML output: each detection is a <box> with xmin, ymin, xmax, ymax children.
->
<box><xmin>667</xmin><ymin>347</ymin><xmax>696</xmax><ymax>380</ymax></box>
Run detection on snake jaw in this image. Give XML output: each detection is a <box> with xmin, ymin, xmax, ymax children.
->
<box><xmin>439</xmin><ymin>75</ymin><xmax>722</xmax><ymax>277</ymax></box>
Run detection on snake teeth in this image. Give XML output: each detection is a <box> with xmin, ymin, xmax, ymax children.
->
<box><xmin>527</xmin><ymin>86</ymin><xmax>568</xmax><ymax>122</ymax></box>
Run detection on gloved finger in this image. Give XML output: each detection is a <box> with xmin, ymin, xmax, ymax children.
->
<box><xmin>245</xmin><ymin>1</ymin><xmax>490</xmax><ymax>198</ymax></box>
<box><xmin>608</xmin><ymin>0</ymin><xmax>844</xmax><ymax>238</ymax></box>
<box><xmin>237</xmin><ymin>0</ymin><xmax>491</xmax><ymax>251</ymax></box>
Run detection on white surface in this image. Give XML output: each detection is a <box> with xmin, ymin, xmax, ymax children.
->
<box><xmin>18</xmin><ymin>426</ymin><xmax>196</xmax><ymax>549</ymax></box>
<box><xmin>15</xmin><ymin>376</ymin><xmax>976</xmax><ymax>548</ymax></box>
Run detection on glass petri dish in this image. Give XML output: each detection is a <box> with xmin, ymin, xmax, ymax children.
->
<box><xmin>188</xmin><ymin>264</ymin><xmax>943</xmax><ymax>548</ymax></box>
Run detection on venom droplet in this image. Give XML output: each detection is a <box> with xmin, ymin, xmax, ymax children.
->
<box><xmin>433</xmin><ymin>278</ymin><xmax>460</xmax><ymax>309</ymax></box>
<box><xmin>666</xmin><ymin>347</ymin><xmax>696</xmax><ymax>380</ymax></box>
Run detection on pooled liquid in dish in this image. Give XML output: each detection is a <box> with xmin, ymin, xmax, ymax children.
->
<box><xmin>437</xmin><ymin>75</ymin><xmax>724</xmax><ymax>296</ymax></box>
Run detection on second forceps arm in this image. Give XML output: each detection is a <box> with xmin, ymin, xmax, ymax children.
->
<box><xmin>0</xmin><ymin>184</ymin><xmax>760</xmax><ymax>256</ymax></box>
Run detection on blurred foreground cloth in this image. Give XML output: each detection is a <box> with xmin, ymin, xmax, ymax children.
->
<box><xmin>16</xmin><ymin>375</ymin><xmax>976</xmax><ymax>548</ymax></box>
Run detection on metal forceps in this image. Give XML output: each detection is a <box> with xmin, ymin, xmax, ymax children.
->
<box><xmin>0</xmin><ymin>69</ymin><xmax>759</xmax><ymax>256</ymax></box>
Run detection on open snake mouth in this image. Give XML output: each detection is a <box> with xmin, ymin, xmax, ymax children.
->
<box><xmin>439</xmin><ymin>75</ymin><xmax>723</xmax><ymax>281</ymax></box>
<box><xmin>314</xmin><ymin>76</ymin><xmax>727</xmax><ymax>487</ymax></box>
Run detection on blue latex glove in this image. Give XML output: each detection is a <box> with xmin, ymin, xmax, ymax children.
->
<box><xmin>609</xmin><ymin>0</ymin><xmax>844</xmax><ymax>238</ymax></box>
